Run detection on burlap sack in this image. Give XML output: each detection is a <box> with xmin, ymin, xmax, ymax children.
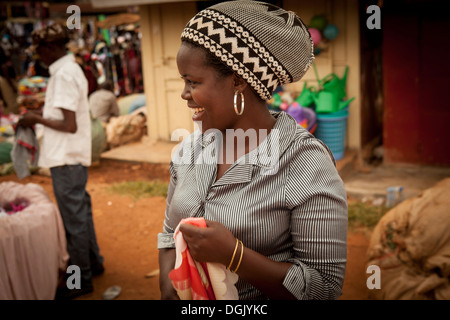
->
<box><xmin>106</xmin><ymin>107</ymin><xmax>146</xmax><ymax>148</ymax></box>
<box><xmin>366</xmin><ymin>178</ymin><xmax>450</xmax><ymax>300</ymax></box>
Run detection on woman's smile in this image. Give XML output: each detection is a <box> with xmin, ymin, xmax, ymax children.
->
<box><xmin>189</xmin><ymin>106</ymin><xmax>206</xmax><ymax>121</ymax></box>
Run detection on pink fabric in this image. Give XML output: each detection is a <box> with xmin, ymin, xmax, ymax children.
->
<box><xmin>0</xmin><ymin>182</ymin><xmax>69</xmax><ymax>300</ymax></box>
<box><xmin>169</xmin><ymin>217</ymin><xmax>239</xmax><ymax>300</ymax></box>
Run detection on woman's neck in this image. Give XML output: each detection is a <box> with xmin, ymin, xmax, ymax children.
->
<box><xmin>220</xmin><ymin>107</ymin><xmax>276</xmax><ymax>165</ymax></box>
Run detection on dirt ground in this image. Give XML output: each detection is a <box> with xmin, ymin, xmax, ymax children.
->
<box><xmin>0</xmin><ymin>159</ymin><xmax>372</xmax><ymax>300</ymax></box>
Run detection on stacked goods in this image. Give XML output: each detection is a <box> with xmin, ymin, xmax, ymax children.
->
<box><xmin>17</xmin><ymin>76</ymin><xmax>48</xmax><ymax>109</ymax></box>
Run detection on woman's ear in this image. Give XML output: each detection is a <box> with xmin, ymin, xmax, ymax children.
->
<box><xmin>232</xmin><ymin>74</ymin><xmax>247</xmax><ymax>93</ymax></box>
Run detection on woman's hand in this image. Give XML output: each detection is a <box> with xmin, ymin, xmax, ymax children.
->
<box><xmin>158</xmin><ymin>248</ymin><xmax>180</xmax><ymax>300</ymax></box>
<box><xmin>180</xmin><ymin>220</ymin><xmax>296</xmax><ymax>299</ymax></box>
<box><xmin>180</xmin><ymin>220</ymin><xmax>237</xmax><ymax>267</ymax></box>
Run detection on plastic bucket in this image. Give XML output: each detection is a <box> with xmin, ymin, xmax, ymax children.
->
<box><xmin>315</xmin><ymin>108</ymin><xmax>349</xmax><ymax>160</ymax></box>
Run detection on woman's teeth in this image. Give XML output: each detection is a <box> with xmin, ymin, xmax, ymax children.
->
<box><xmin>192</xmin><ymin>107</ymin><xmax>205</xmax><ymax>113</ymax></box>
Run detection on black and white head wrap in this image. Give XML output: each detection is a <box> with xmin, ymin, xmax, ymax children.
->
<box><xmin>181</xmin><ymin>0</ymin><xmax>314</xmax><ymax>101</ymax></box>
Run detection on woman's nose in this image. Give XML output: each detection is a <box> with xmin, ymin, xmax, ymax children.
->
<box><xmin>180</xmin><ymin>84</ymin><xmax>191</xmax><ymax>101</ymax></box>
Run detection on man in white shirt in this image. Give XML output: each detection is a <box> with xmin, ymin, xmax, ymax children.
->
<box><xmin>19</xmin><ymin>23</ymin><xmax>104</xmax><ymax>299</ymax></box>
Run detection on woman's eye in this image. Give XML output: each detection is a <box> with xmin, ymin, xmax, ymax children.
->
<box><xmin>181</xmin><ymin>77</ymin><xmax>198</xmax><ymax>86</ymax></box>
<box><xmin>182</xmin><ymin>78</ymin><xmax>196</xmax><ymax>86</ymax></box>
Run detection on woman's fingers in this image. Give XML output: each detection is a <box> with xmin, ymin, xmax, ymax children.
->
<box><xmin>179</xmin><ymin>222</ymin><xmax>204</xmax><ymax>240</ymax></box>
<box><xmin>179</xmin><ymin>220</ymin><xmax>236</xmax><ymax>265</ymax></box>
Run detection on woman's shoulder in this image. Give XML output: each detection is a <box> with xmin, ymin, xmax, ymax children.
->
<box><xmin>268</xmin><ymin>111</ymin><xmax>336</xmax><ymax>165</ymax></box>
<box><xmin>287</xmin><ymin>124</ymin><xmax>336</xmax><ymax>166</ymax></box>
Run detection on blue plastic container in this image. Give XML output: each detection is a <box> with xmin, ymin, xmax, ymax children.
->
<box><xmin>315</xmin><ymin>108</ymin><xmax>349</xmax><ymax>160</ymax></box>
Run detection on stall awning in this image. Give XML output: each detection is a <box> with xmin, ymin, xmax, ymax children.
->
<box><xmin>96</xmin><ymin>13</ymin><xmax>140</xmax><ymax>28</ymax></box>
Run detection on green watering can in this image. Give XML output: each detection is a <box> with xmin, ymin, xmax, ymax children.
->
<box><xmin>271</xmin><ymin>92</ymin><xmax>283</xmax><ymax>108</ymax></box>
<box><xmin>297</xmin><ymin>64</ymin><xmax>354</xmax><ymax>113</ymax></box>
<box><xmin>320</xmin><ymin>66</ymin><xmax>349</xmax><ymax>101</ymax></box>
<box><xmin>314</xmin><ymin>65</ymin><xmax>354</xmax><ymax>113</ymax></box>
<box><xmin>313</xmin><ymin>91</ymin><xmax>354</xmax><ymax>113</ymax></box>
<box><xmin>296</xmin><ymin>82</ymin><xmax>317</xmax><ymax>107</ymax></box>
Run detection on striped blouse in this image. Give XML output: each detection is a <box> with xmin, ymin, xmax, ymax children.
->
<box><xmin>157</xmin><ymin>111</ymin><xmax>348</xmax><ymax>300</ymax></box>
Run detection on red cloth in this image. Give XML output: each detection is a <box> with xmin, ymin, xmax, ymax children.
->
<box><xmin>169</xmin><ymin>217</ymin><xmax>239</xmax><ymax>300</ymax></box>
<box><xmin>169</xmin><ymin>218</ymin><xmax>216</xmax><ymax>300</ymax></box>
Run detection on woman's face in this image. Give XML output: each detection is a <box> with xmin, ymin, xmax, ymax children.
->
<box><xmin>177</xmin><ymin>43</ymin><xmax>237</xmax><ymax>133</ymax></box>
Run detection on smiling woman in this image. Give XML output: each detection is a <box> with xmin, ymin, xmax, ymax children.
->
<box><xmin>158</xmin><ymin>0</ymin><xmax>348</xmax><ymax>301</ymax></box>
<box><xmin>177</xmin><ymin>42</ymin><xmax>240</xmax><ymax>129</ymax></box>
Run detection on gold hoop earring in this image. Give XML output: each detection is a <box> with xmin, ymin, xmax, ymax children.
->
<box><xmin>234</xmin><ymin>90</ymin><xmax>244</xmax><ymax>116</ymax></box>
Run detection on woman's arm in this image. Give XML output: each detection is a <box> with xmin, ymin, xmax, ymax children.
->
<box><xmin>157</xmin><ymin>165</ymin><xmax>180</xmax><ymax>300</ymax></box>
<box><xmin>158</xmin><ymin>248</ymin><xmax>180</xmax><ymax>300</ymax></box>
<box><xmin>283</xmin><ymin>139</ymin><xmax>348</xmax><ymax>299</ymax></box>
<box><xmin>233</xmin><ymin>244</ymin><xmax>296</xmax><ymax>299</ymax></box>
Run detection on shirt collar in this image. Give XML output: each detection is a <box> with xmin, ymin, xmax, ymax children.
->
<box><xmin>49</xmin><ymin>53</ymin><xmax>74</xmax><ymax>76</ymax></box>
<box><xmin>197</xmin><ymin>111</ymin><xmax>297</xmax><ymax>168</ymax></box>
<box><xmin>243</xmin><ymin>111</ymin><xmax>297</xmax><ymax>168</ymax></box>
<box><xmin>200</xmin><ymin>130</ymin><xmax>217</xmax><ymax>148</ymax></box>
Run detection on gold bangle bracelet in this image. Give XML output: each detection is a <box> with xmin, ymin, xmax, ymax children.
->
<box><xmin>227</xmin><ymin>238</ymin><xmax>239</xmax><ymax>270</ymax></box>
<box><xmin>233</xmin><ymin>240</ymin><xmax>244</xmax><ymax>273</ymax></box>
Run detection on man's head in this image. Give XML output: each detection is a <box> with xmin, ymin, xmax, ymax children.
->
<box><xmin>99</xmin><ymin>81</ymin><xmax>114</xmax><ymax>92</ymax></box>
<box><xmin>28</xmin><ymin>23</ymin><xmax>69</xmax><ymax>66</ymax></box>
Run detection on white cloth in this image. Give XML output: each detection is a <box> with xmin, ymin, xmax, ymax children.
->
<box><xmin>89</xmin><ymin>89</ymin><xmax>119</xmax><ymax>123</ymax></box>
<box><xmin>38</xmin><ymin>54</ymin><xmax>91</xmax><ymax>168</ymax></box>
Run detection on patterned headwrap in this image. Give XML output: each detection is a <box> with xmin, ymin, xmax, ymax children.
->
<box><xmin>181</xmin><ymin>0</ymin><xmax>314</xmax><ymax>101</ymax></box>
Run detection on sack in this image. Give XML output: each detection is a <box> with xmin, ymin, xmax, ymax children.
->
<box><xmin>106</xmin><ymin>108</ymin><xmax>146</xmax><ymax>148</ymax></box>
<box><xmin>91</xmin><ymin>117</ymin><xmax>107</xmax><ymax>162</ymax></box>
<box><xmin>367</xmin><ymin>178</ymin><xmax>450</xmax><ymax>300</ymax></box>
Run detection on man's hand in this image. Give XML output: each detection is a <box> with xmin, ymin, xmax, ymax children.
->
<box><xmin>20</xmin><ymin>96</ymin><xmax>45</xmax><ymax>110</ymax></box>
<box><xmin>18</xmin><ymin>110</ymin><xmax>41</xmax><ymax>127</ymax></box>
